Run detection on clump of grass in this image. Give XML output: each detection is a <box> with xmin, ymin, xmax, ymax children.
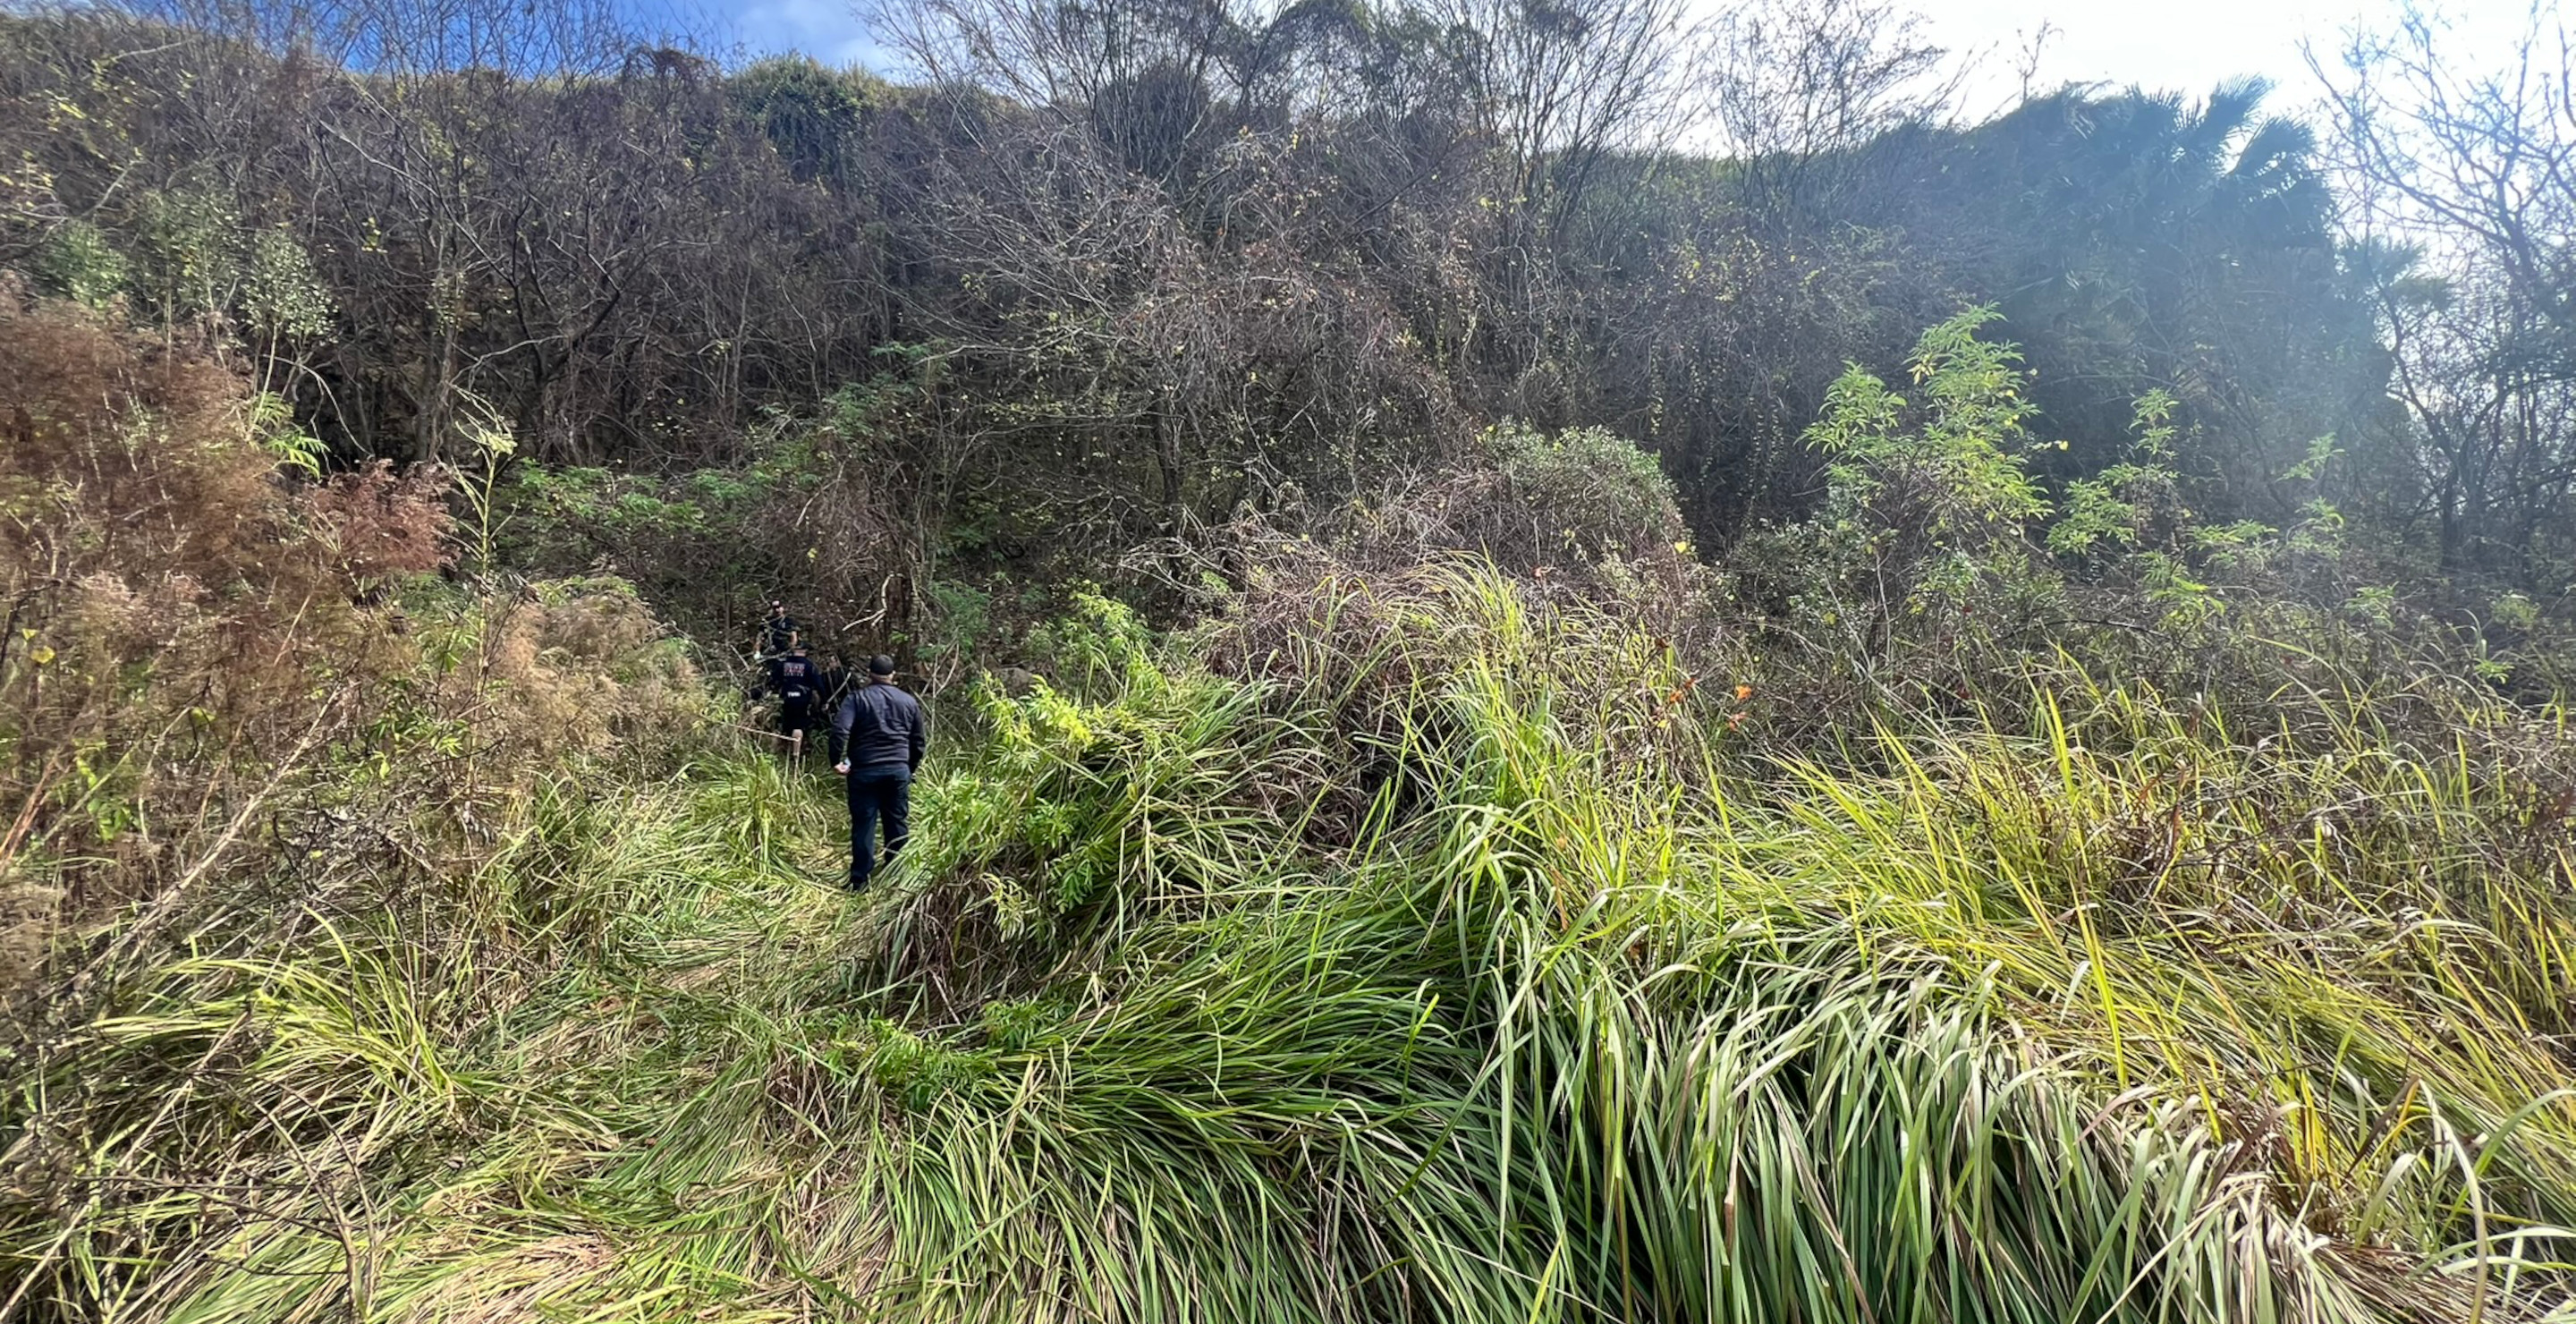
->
<box><xmin>847</xmin><ymin>563</ymin><xmax>2576</xmax><ymax>1320</ymax></box>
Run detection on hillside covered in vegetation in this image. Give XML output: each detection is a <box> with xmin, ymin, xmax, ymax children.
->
<box><xmin>5</xmin><ymin>0</ymin><xmax>2576</xmax><ymax>1320</ymax></box>
<box><xmin>5</xmin><ymin>0</ymin><xmax>2570</xmax><ymax>647</ymax></box>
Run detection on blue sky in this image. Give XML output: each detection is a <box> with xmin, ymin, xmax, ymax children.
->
<box><xmin>724</xmin><ymin>0</ymin><xmax>886</xmax><ymax>67</ymax></box>
<box><xmin>705</xmin><ymin>0</ymin><xmax>2542</xmax><ymax>115</ymax></box>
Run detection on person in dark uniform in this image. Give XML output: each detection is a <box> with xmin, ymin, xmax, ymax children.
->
<box><xmin>762</xmin><ymin>639</ymin><xmax>822</xmax><ymax>762</ymax></box>
<box><xmin>830</xmin><ymin>654</ymin><xmax>928</xmax><ymax>891</ymax></box>
<box><xmin>757</xmin><ymin>599</ymin><xmax>801</xmax><ymax>660</ymax></box>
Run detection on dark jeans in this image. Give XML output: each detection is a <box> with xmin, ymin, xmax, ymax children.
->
<box><xmin>778</xmin><ymin>698</ymin><xmax>812</xmax><ymax>753</ymax></box>
<box><xmin>845</xmin><ymin>768</ymin><xmax>911</xmax><ymax>887</ymax></box>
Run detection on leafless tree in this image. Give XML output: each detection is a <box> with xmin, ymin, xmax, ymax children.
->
<box><xmin>1431</xmin><ymin>0</ymin><xmax>1697</xmax><ymax>227</ymax></box>
<box><xmin>1700</xmin><ymin>0</ymin><xmax>1958</xmax><ymax>223</ymax></box>
<box><xmin>2315</xmin><ymin>4</ymin><xmax>2576</xmax><ymax>579</ymax></box>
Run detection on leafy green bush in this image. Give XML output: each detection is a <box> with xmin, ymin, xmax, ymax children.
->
<box><xmin>1720</xmin><ymin>309</ymin><xmax>2569</xmax><ymax>745</ymax></box>
<box><xmin>31</xmin><ymin>220</ymin><xmax>125</xmax><ymax>309</ymax></box>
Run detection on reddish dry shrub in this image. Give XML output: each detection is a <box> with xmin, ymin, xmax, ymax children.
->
<box><xmin>455</xmin><ymin>576</ymin><xmax>710</xmax><ymax>771</ymax></box>
<box><xmin>0</xmin><ymin>293</ymin><xmax>711</xmax><ymax>995</ymax></box>
<box><xmin>0</xmin><ymin>294</ymin><xmax>399</xmax><ymax>949</ymax></box>
<box><xmin>303</xmin><ymin>460</ymin><xmax>453</xmax><ymax>584</ymax></box>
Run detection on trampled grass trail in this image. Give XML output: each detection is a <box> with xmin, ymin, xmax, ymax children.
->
<box><xmin>4</xmin><ymin>753</ymin><xmax>909</xmax><ymax>1324</ymax></box>
<box><xmin>12</xmin><ymin>568</ymin><xmax>2576</xmax><ymax>1322</ymax></box>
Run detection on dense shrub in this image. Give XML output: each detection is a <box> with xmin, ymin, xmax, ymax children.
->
<box><xmin>0</xmin><ymin>293</ymin><xmax>398</xmax><ymax>972</ymax></box>
<box><xmin>0</xmin><ymin>295</ymin><xmax>708</xmax><ymax>998</ymax></box>
<box><xmin>494</xmin><ymin>384</ymin><xmax>921</xmax><ymax>656</ymax></box>
<box><xmin>1714</xmin><ymin>310</ymin><xmax>2567</xmax><ymax>751</ymax></box>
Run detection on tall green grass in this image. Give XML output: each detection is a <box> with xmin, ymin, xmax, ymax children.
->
<box><xmin>7</xmin><ymin>564</ymin><xmax>2575</xmax><ymax>1321</ymax></box>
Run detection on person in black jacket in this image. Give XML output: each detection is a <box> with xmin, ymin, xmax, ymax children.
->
<box><xmin>762</xmin><ymin>641</ymin><xmax>823</xmax><ymax>762</ymax></box>
<box><xmin>756</xmin><ymin>599</ymin><xmax>801</xmax><ymax>660</ymax></box>
<box><xmin>830</xmin><ymin>654</ymin><xmax>928</xmax><ymax>890</ymax></box>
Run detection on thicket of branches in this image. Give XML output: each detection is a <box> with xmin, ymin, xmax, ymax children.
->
<box><xmin>0</xmin><ymin>0</ymin><xmax>2567</xmax><ymax>650</ymax></box>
